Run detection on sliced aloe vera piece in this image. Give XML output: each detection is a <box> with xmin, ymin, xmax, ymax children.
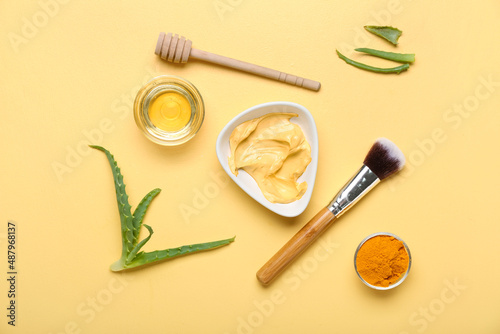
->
<box><xmin>336</xmin><ymin>50</ymin><xmax>409</xmax><ymax>74</ymax></box>
<box><xmin>355</xmin><ymin>48</ymin><xmax>415</xmax><ymax>63</ymax></box>
<box><xmin>364</xmin><ymin>26</ymin><xmax>403</xmax><ymax>45</ymax></box>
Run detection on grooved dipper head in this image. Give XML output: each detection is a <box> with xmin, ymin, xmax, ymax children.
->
<box><xmin>155</xmin><ymin>32</ymin><xmax>192</xmax><ymax>63</ymax></box>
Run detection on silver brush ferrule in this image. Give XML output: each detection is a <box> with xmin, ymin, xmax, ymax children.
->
<box><xmin>327</xmin><ymin>165</ymin><xmax>380</xmax><ymax>217</ymax></box>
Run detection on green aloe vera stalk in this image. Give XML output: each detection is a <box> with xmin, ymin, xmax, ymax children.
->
<box><xmin>336</xmin><ymin>50</ymin><xmax>409</xmax><ymax>74</ymax></box>
<box><xmin>90</xmin><ymin>145</ymin><xmax>235</xmax><ymax>272</ymax></box>
<box><xmin>355</xmin><ymin>48</ymin><xmax>415</xmax><ymax>63</ymax></box>
<box><xmin>364</xmin><ymin>26</ymin><xmax>402</xmax><ymax>45</ymax></box>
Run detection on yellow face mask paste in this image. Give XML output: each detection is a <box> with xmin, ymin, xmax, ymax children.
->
<box><xmin>148</xmin><ymin>91</ymin><xmax>191</xmax><ymax>132</ymax></box>
<box><xmin>228</xmin><ymin>113</ymin><xmax>311</xmax><ymax>204</ymax></box>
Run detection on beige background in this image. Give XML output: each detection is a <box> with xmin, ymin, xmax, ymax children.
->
<box><xmin>1</xmin><ymin>0</ymin><xmax>499</xmax><ymax>333</ymax></box>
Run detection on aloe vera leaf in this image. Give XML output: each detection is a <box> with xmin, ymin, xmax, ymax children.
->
<box><xmin>364</xmin><ymin>26</ymin><xmax>402</xmax><ymax>45</ymax></box>
<box><xmin>355</xmin><ymin>48</ymin><xmax>415</xmax><ymax>63</ymax></box>
<box><xmin>90</xmin><ymin>145</ymin><xmax>135</xmax><ymax>257</ymax></box>
<box><xmin>336</xmin><ymin>50</ymin><xmax>409</xmax><ymax>74</ymax></box>
<box><xmin>91</xmin><ymin>145</ymin><xmax>236</xmax><ymax>272</ymax></box>
<box><xmin>112</xmin><ymin>236</ymin><xmax>236</xmax><ymax>271</ymax></box>
<box><xmin>132</xmin><ymin>188</ymin><xmax>161</xmax><ymax>243</ymax></box>
<box><xmin>126</xmin><ymin>224</ymin><xmax>154</xmax><ymax>264</ymax></box>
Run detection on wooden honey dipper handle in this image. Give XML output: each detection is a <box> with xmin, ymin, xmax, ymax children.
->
<box><xmin>155</xmin><ymin>32</ymin><xmax>321</xmax><ymax>91</ymax></box>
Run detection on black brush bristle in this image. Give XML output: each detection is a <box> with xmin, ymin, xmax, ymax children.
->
<box><xmin>363</xmin><ymin>138</ymin><xmax>405</xmax><ymax>180</ymax></box>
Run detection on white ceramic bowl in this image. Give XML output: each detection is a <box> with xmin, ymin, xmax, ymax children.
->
<box><xmin>216</xmin><ymin>102</ymin><xmax>318</xmax><ymax>217</ymax></box>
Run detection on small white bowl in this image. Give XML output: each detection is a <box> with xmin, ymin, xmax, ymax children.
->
<box><xmin>216</xmin><ymin>102</ymin><xmax>318</xmax><ymax>217</ymax></box>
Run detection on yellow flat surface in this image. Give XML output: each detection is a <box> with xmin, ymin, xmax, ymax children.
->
<box><xmin>1</xmin><ymin>1</ymin><xmax>499</xmax><ymax>333</ymax></box>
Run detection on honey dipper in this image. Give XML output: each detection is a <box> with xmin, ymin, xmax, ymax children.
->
<box><xmin>154</xmin><ymin>32</ymin><xmax>321</xmax><ymax>91</ymax></box>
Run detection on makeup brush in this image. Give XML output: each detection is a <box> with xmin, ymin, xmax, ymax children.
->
<box><xmin>154</xmin><ymin>32</ymin><xmax>321</xmax><ymax>91</ymax></box>
<box><xmin>256</xmin><ymin>138</ymin><xmax>406</xmax><ymax>285</ymax></box>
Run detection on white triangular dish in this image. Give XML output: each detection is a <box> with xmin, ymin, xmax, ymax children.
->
<box><xmin>216</xmin><ymin>101</ymin><xmax>318</xmax><ymax>217</ymax></box>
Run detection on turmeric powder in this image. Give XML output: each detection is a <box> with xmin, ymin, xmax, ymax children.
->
<box><xmin>355</xmin><ymin>234</ymin><xmax>410</xmax><ymax>288</ymax></box>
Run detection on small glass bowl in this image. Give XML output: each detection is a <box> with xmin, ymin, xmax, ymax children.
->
<box><xmin>133</xmin><ymin>75</ymin><xmax>204</xmax><ymax>146</ymax></box>
<box><xmin>354</xmin><ymin>232</ymin><xmax>412</xmax><ymax>290</ymax></box>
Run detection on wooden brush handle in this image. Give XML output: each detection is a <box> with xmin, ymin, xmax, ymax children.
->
<box><xmin>257</xmin><ymin>207</ymin><xmax>336</xmax><ymax>285</ymax></box>
<box><xmin>155</xmin><ymin>32</ymin><xmax>321</xmax><ymax>91</ymax></box>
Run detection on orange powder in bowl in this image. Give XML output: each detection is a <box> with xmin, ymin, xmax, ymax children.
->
<box><xmin>355</xmin><ymin>233</ymin><xmax>411</xmax><ymax>289</ymax></box>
